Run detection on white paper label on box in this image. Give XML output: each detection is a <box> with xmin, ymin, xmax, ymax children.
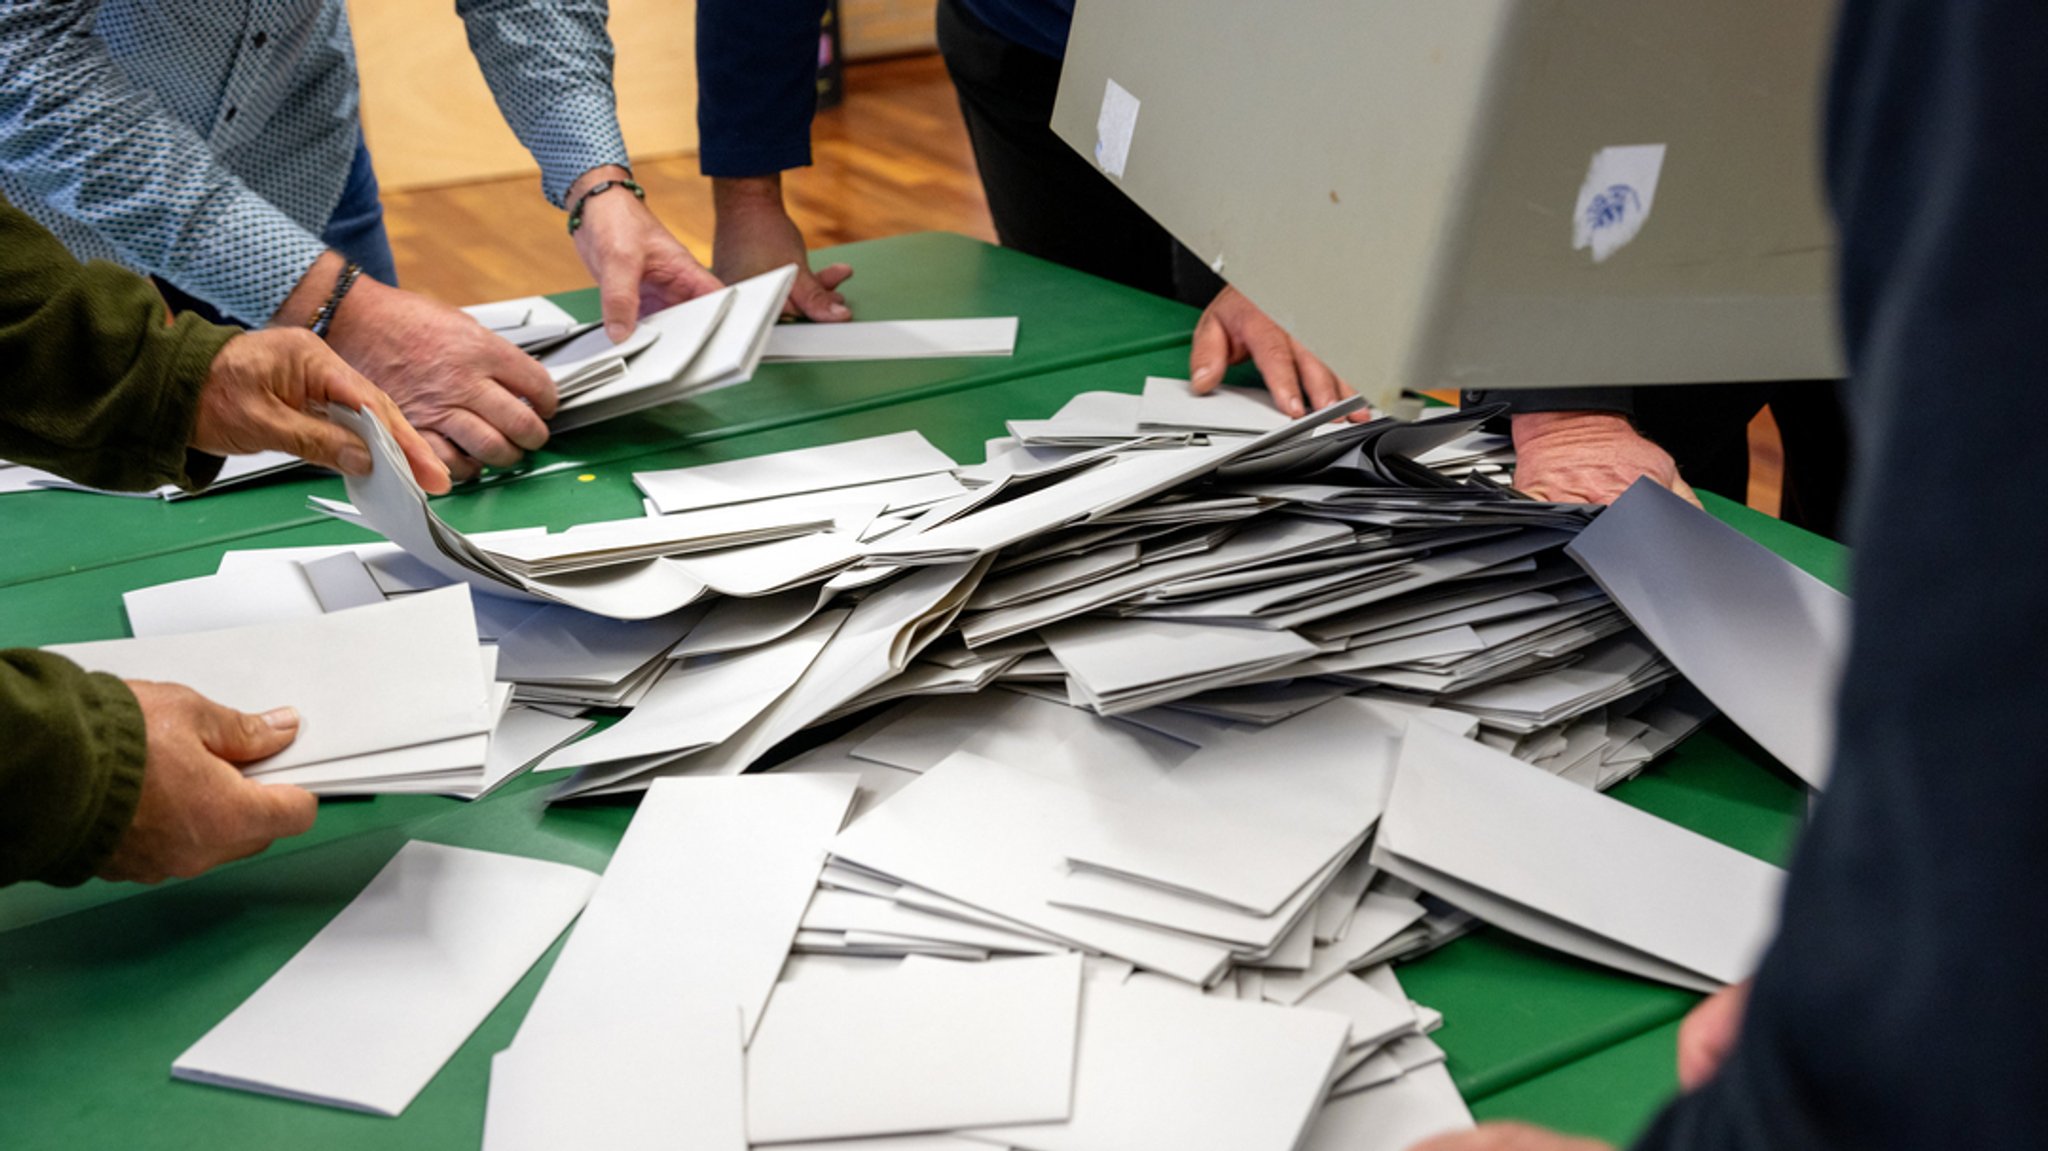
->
<box><xmin>1572</xmin><ymin>144</ymin><xmax>1667</xmax><ymax>263</ymax></box>
<box><xmin>1096</xmin><ymin>78</ymin><xmax>1142</xmax><ymax>178</ymax></box>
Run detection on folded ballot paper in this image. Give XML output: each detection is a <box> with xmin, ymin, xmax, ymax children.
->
<box><xmin>174</xmin><ymin>841</ymin><xmax>598</xmax><ymax>1117</ymax></box>
<box><xmin>1568</xmin><ymin>479</ymin><xmax>1850</xmax><ymax>788</ymax></box>
<box><xmin>465</xmin><ymin>265</ymin><xmax>792</xmax><ymax>432</ymax></box>
<box><xmin>321</xmin><ymin>404</ymin><xmax>872</xmax><ymax>620</ymax></box>
<box><xmin>1374</xmin><ymin>721</ymin><xmax>1786</xmax><ymax>992</ymax></box>
<box><xmin>110</xmin><ymin>563</ymin><xmax>590</xmax><ymax>798</ymax></box>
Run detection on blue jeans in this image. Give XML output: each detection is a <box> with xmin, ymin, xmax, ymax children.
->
<box><xmin>322</xmin><ymin>132</ymin><xmax>398</xmax><ymax>287</ymax></box>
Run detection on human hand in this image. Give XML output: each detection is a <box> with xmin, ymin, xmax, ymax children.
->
<box><xmin>196</xmin><ymin>328</ymin><xmax>450</xmax><ymax>495</ymax></box>
<box><xmin>1510</xmin><ymin>411</ymin><xmax>1702</xmax><ymax>507</ymax></box>
<box><xmin>714</xmin><ymin>175</ymin><xmax>853</xmax><ymax>322</ymax></box>
<box><xmin>97</xmin><ymin>682</ymin><xmax>318</xmax><ymax>884</ymax></box>
<box><xmin>322</xmin><ymin>275</ymin><xmax>559</xmax><ymax>482</ymax></box>
<box><xmin>571</xmin><ymin>165</ymin><xmax>725</xmax><ymax>342</ymax></box>
<box><xmin>1190</xmin><ymin>286</ymin><xmax>1367</xmax><ymax>420</ymax></box>
<box><xmin>1409</xmin><ymin>1122</ymin><xmax>1614</xmax><ymax>1151</ymax></box>
<box><xmin>1678</xmin><ymin>979</ymin><xmax>1752</xmax><ymax>1091</ymax></box>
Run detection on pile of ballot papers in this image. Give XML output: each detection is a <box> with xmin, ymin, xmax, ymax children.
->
<box><xmin>137</xmin><ymin>383</ymin><xmax>1854</xmax><ymax>1146</ymax></box>
<box><xmin>97</xmin><ymin>377</ymin><xmax>1744</xmax><ymax>799</ymax></box>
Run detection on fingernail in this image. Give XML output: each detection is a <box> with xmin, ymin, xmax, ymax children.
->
<box><xmin>1286</xmin><ymin>398</ymin><xmax>1305</xmax><ymax>416</ymax></box>
<box><xmin>338</xmin><ymin>445</ymin><xmax>371</xmax><ymax>475</ymax></box>
<box><xmin>261</xmin><ymin>707</ymin><xmax>300</xmax><ymax>731</ymax></box>
<box><xmin>828</xmin><ymin>303</ymin><xmax>851</xmax><ymax>321</ymax></box>
<box><xmin>1191</xmin><ymin>365</ymin><xmax>1216</xmax><ymax>383</ymax></box>
<box><xmin>606</xmin><ymin>322</ymin><xmax>628</xmax><ymax>343</ymax></box>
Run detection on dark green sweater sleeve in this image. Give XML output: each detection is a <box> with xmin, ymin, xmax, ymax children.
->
<box><xmin>0</xmin><ymin>193</ymin><xmax>238</xmax><ymax>492</ymax></box>
<box><xmin>0</xmin><ymin>650</ymin><xmax>147</xmax><ymax>887</ymax></box>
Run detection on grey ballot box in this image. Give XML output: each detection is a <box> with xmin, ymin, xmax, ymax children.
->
<box><xmin>1052</xmin><ymin>0</ymin><xmax>1844</xmax><ymax>405</ymax></box>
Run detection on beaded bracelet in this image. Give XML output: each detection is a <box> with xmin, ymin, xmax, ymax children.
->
<box><xmin>567</xmin><ymin>178</ymin><xmax>644</xmax><ymax>236</ymax></box>
<box><xmin>308</xmin><ymin>261</ymin><xmax>363</xmax><ymax>339</ymax></box>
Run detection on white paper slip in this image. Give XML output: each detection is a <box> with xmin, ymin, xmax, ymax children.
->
<box><xmin>548</xmin><ymin>288</ymin><xmax>740</xmax><ymax>431</ymax></box>
<box><xmin>51</xmin><ymin>586</ymin><xmax>491</xmax><ymax>771</ymax></box>
<box><xmin>1138</xmin><ymin>376</ymin><xmax>1289</xmax><ymax>434</ymax></box>
<box><xmin>1300</xmin><ymin>1062</ymin><xmax>1473</xmax><ymax>1151</ymax></box>
<box><xmin>748</xmin><ymin>954</ymin><xmax>1083</xmax><ymax>1143</ymax></box>
<box><xmin>172</xmin><ymin>842</ymin><xmax>597</xmax><ymax>1117</ymax></box>
<box><xmin>515</xmin><ymin>775</ymin><xmax>859</xmax><ymax>1047</ymax></box>
<box><xmin>1374</xmin><ymin>722</ymin><xmax>1786</xmax><ymax>990</ymax></box>
<box><xmin>634</xmin><ymin>430</ymin><xmax>958</xmax><ymax>515</ymax></box>
<box><xmin>677</xmin><ymin>264</ymin><xmax>798</xmax><ymax>394</ymax></box>
<box><xmin>540</xmin><ymin>610</ymin><xmax>844</xmax><ymax>771</ymax></box>
<box><xmin>964</xmin><ymin>974</ymin><xmax>1350</xmax><ymax>1151</ymax></box>
<box><xmin>762</xmin><ymin>317</ymin><xmax>1018</xmax><ymax>362</ymax></box>
<box><xmin>465</xmin><ymin>294</ymin><xmax>577</xmax><ymax>333</ymax></box>
<box><xmin>1567</xmin><ymin>479</ymin><xmax>1849</xmax><ymax>787</ymax></box>
<box><xmin>121</xmin><ymin>564</ymin><xmax>325</xmax><ymax>637</ymax></box>
<box><xmin>828</xmin><ymin>752</ymin><xmax>1234</xmax><ymax>985</ymax></box>
<box><xmin>484</xmin><ymin>1009</ymin><xmax>745</xmax><ymax>1151</ymax></box>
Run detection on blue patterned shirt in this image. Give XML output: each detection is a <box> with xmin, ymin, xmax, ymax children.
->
<box><xmin>0</xmin><ymin>1</ymin><xmax>630</xmax><ymax>325</ymax></box>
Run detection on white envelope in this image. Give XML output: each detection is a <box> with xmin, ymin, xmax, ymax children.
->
<box><xmin>172</xmin><ymin>842</ymin><xmax>598</xmax><ymax>1116</ymax></box>
<box><xmin>747</xmin><ymin>954</ymin><xmax>1082</xmax><ymax>1143</ymax></box>
<box><xmin>51</xmin><ymin>586</ymin><xmax>491</xmax><ymax>772</ymax></box>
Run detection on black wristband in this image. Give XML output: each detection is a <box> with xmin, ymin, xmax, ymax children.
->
<box><xmin>308</xmin><ymin>261</ymin><xmax>363</xmax><ymax>340</ymax></box>
<box><xmin>567</xmin><ymin>178</ymin><xmax>644</xmax><ymax>236</ymax></box>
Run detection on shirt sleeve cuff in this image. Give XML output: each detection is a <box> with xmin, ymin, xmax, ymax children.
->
<box><xmin>160</xmin><ymin>188</ymin><xmax>330</xmax><ymax>325</ymax></box>
<box><xmin>1462</xmin><ymin>387</ymin><xmax>1639</xmax><ymax>419</ymax></box>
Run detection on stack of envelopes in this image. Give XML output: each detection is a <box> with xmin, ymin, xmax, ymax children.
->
<box><xmin>83</xmin><ymin>584</ymin><xmax>588</xmax><ymax>798</ymax></box>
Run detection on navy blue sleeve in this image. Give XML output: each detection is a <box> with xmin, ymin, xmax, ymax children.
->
<box><xmin>1461</xmin><ymin>387</ymin><xmax>1637</xmax><ymax>419</ymax></box>
<box><xmin>1634</xmin><ymin>3</ymin><xmax>2048</xmax><ymax>1146</ymax></box>
<box><xmin>695</xmin><ymin>0</ymin><xmax>829</xmax><ymax>178</ymax></box>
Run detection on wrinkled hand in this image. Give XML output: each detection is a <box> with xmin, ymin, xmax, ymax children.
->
<box><xmin>197</xmin><ymin>328</ymin><xmax>450</xmax><ymax>494</ymax></box>
<box><xmin>324</xmin><ymin>277</ymin><xmax>558</xmax><ymax>481</ymax></box>
<box><xmin>97</xmin><ymin>682</ymin><xmax>318</xmax><ymax>884</ymax></box>
<box><xmin>1409</xmin><ymin>1123</ymin><xmax>1614</xmax><ymax>1151</ymax></box>
<box><xmin>714</xmin><ymin>175</ymin><xmax>853</xmax><ymax>322</ymax></box>
<box><xmin>1678</xmin><ymin>979</ymin><xmax>1752</xmax><ymax>1091</ymax></box>
<box><xmin>1510</xmin><ymin>411</ymin><xmax>1701</xmax><ymax>507</ymax></box>
<box><xmin>571</xmin><ymin>165</ymin><xmax>724</xmax><ymax>342</ymax></box>
<box><xmin>1190</xmin><ymin>286</ymin><xmax>1368</xmax><ymax>420</ymax></box>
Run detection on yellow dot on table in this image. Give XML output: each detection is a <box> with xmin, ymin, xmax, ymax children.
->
<box><xmin>577</xmin><ymin>474</ymin><xmax>596</xmax><ymax>482</ymax></box>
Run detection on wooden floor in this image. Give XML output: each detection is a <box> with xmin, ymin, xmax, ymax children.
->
<box><xmin>381</xmin><ymin>52</ymin><xmax>1784</xmax><ymax>515</ymax></box>
<box><xmin>382</xmin><ymin>54</ymin><xmax>994</xmax><ymax>307</ymax></box>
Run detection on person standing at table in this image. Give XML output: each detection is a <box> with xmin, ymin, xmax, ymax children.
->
<box><xmin>1415</xmin><ymin>2</ymin><xmax>2048</xmax><ymax>1148</ymax></box>
<box><xmin>697</xmin><ymin>0</ymin><xmax>1362</xmax><ymax>422</ymax></box>
<box><xmin>695</xmin><ymin>0</ymin><xmax>1848</xmax><ymax>521</ymax></box>
<box><xmin>0</xmin><ymin>191</ymin><xmax>449</xmax><ymax>888</ymax></box>
<box><xmin>0</xmin><ymin>0</ymin><xmax>724</xmax><ymax>481</ymax></box>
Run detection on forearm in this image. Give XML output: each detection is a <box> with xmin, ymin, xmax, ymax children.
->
<box><xmin>0</xmin><ymin>197</ymin><xmax>235</xmax><ymax>490</ymax></box>
<box><xmin>696</xmin><ymin>0</ymin><xmax>829</xmax><ymax>177</ymax></box>
<box><xmin>458</xmin><ymin>0</ymin><xmax>630</xmax><ymax>206</ymax></box>
<box><xmin>0</xmin><ymin>0</ymin><xmax>328</xmax><ymax>322</ymax></box>
<box><xmin>0</xmin><ymin>651</ymin><xmax>147</xmax><ymax>888</ymax></box>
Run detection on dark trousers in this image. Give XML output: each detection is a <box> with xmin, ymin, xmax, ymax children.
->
<box><xmin>936</xmin><ymin>0</ymin><xmax>1223</xmax><ymax>310</ymax></box>
<box><xmin>1632</xmin><ymin>381</ymin><xmax>1852</xmax><ymax>539</ymax></box>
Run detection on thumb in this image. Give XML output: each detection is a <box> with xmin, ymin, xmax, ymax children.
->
<box><xmin>1189</xmin><ymin>311</ymin><xmax>1231</xmax><ymax>394</ymax></box>
<box><xmin>204</xmin><ymin>701</ymin><xmax>302</xmax><ymax>765</ymax></box>
<box><xmin>601</xmin><ymin>267</ymin><xmax>642</xmax><ymax>343</ymax></box>
<box><xmin>1670</xmin><ymin>472</ymin><xmax>1704</xmax><ymax>510</ymax></box>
